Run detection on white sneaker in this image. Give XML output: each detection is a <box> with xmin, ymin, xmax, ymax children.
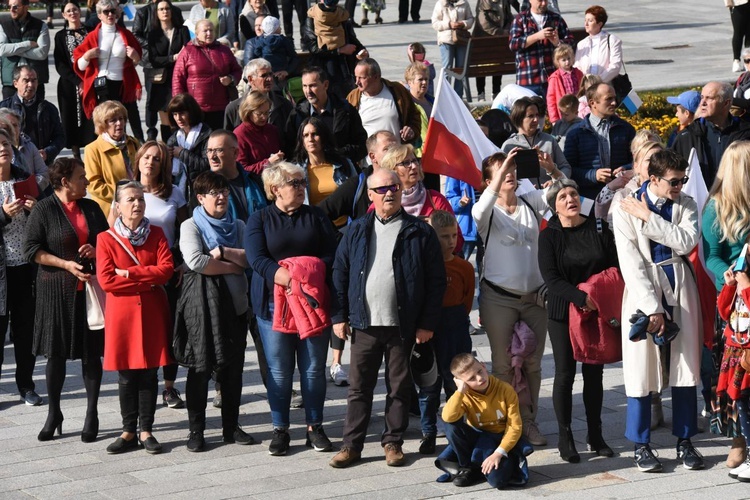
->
<box><xmin>330</xmin><ymin>363</ymin><xmax>349</xmax><ymax>386</ymax></box>
<box><xmin>732</xmin><ymin>457</ymin><xmax>750</xmax><ymax>480</ymax></box>
<box><xmin>734</xmin><ymin>59</ymin><xmax>744</xmax><ymax>72</ymax></box>
<box><xmin>523</xmin><ymin>420</ymin><xmax>547</xmax><ymax>446</ymax></box>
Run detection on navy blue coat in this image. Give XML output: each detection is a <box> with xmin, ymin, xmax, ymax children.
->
<box><xmin>564</xmin><ymin>114</ymin><xmax>635</xmax><ymax>200</ymax></box>
<box><xmin>331</xmin><ymin>211</ymin><xmax>446</xmax><ymax>341</ymax></box>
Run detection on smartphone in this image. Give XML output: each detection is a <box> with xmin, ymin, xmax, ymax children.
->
<box><xmin>735</xmin><ymin>243</ymin><xmax>750</xmax><ymax>274</ymax></box>
<box><xmin>514</xmin><ymin>149</ymin><xmax>541</xmax><ymax>179</ymax></box>
<box><xmin>543</xmin><ymin>17</ymin><xmax>555</xmax><ymax>29</ymax></box>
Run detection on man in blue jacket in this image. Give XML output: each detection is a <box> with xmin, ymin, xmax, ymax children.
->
<box><xmin>564</xmin><ymin>82</ymin><xmax>635</xmax><ymax>200</ymax></box>
<box><xmin>329</xmin><ymin>168</ymin><xmax>446</xmax><ymax>469</ymax></box>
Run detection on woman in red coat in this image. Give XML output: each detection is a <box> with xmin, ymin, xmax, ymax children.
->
<box><xmin>72</xmin><ymin>0</ymin><xmax>142</xmax><ymax>122</ymax></box>
<box><xmin>172</xmin><ymin>20</ymin><xmax>243</xmax><ymax>131</ymax></box>
<box><xmin>235</xmin><ymin>90</ymin><xmax>283</xmax><ymax>174</ymax></box>
<box><xmin>96</xmin><ymin>180</ymin><xmax>174</xmax><ymax>455</ymax></box>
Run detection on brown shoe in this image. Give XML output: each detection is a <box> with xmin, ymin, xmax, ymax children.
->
<box><xmin>329</xmin><ymin>447</ymin><xmax>361</xmax><ymax>468</ymax></box>
<box><xmin>384</xmin><ymin>443</ymin><xmax>405</xmax><ymax>466</ymax></box>
<box><xmin>727</xmin><ymin>436</ymin><xmax>747</xmax><ymax>468</ymax></box>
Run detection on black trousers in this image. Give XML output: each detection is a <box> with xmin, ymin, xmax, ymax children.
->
<box><xmin>398</xmin><ymin>0</ymin><xmax>422</xmax><ymax>22</ymax></box>
<box><xmin>342</xmin><ymin>326</ymin><xmax>413</xmax><ymax>451</ymax></box>
<box><xmin>100</xmin><ymin>79</ymin><xmax>145</xmax><ymax>143</ymax></box>
<box><xmin>186</xmin><ymin>319</ymin><xmax>247</xmax><ymax>435</ymax></box>
<box><xmin>0</xmin><ymin>264</ymin><xmax>37</xmax><ymax>394</ymax></box>
<box><xmin>118</xmin><ymin>367</ymin><xmax>158</xmax><ymax>433</ymax></box>
<box><xmin>143</xmin><ymin>79</ymin><xmax>159</xmax><ymax>141</ymax></box>
<box><xmin>281</xmin><ymin>0</ymin><xmax>308</xmax><ymax>39</ymax></box>
<box><xmin>548</xmin><ymin>318</ymin><xmax>603</xmax><ymax>428</ymax></box>
<box><xmin>733</xmin><ymin>3</ymin><xmax>750</xmax><ymax>59</ymax></box>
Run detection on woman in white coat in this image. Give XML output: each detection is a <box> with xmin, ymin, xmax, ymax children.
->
<box><xmin>613</xmin><ymin>149</ymin><xmax>704</xmax><ymax>473</ymax></box>
<box><xmin>573</xmin><ymin>5</ymin><xmax>622</xmax><ymax>83</ymax></box>
<box><xmin>431</xmin><ymin>0</ymin><xmax>474</xmax><ymax>97</ymax></box>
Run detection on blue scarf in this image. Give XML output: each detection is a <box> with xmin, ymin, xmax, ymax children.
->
<box><xmin>192</xmin><ymin>205</ymin><xmax>238</xmax><ymax>250</ymax></box>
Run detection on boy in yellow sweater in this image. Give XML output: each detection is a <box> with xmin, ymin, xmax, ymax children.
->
<box><xmin>435</xmin><ymin>353</ymin><xmax>532</xmax><ymax>489</ymax></box>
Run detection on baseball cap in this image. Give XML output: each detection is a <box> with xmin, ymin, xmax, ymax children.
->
<box><xmin>666</xmin><ymin>90</ymin><xmax>700</xmax><ymax>114</ymax></box>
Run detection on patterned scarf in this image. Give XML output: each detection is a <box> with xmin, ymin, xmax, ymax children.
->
<box><xmin>114</xmin><ymin>216</ymin><xmax>151</xmax><ymax>247</ymax></box>
<box><xmin>101</xmin><ymin>132</ymin><xmax>133</xmax><ymax>179</ymax></box>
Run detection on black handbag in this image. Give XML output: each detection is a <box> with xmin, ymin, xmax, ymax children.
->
<box><xmin>608</xmin><ymin>35</ymin><xmax>632</xmax><ymax>104</ymax></box>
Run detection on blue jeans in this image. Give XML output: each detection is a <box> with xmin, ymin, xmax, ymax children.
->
<box><xmin>256</xmin><ymin>316</ymin><xmax>329</xmax><ymax>428</ymax></box>
<box><xmin>438</xmin><ymin>420</ymin><xmax>532</xmax><ymax>488</ymax></box>
<box><xmin>440</xmin><ymin>43</ymin><xmax>467</xmax><ymax>97</ymax></box>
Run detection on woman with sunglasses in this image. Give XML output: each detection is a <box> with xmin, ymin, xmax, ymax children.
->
<box><xmin>614</xmin><ymin>149</ymin><xmax>704</xmax><ymax>473</ymax></box>
<box><xmin>235</xmin><ymin>90</ymin><xmax>283</xmax><ymax>174</ymax></box>
<box><xmin>73</xmin><ymin>0</ymin><xmax>143</xmax><ymax>141</ymax></box>
<box><xmin>703</xmin><ymin>141</ymin><xmax>750</xmax><ymax>472</ymax></box>
<box><xmin>380</xmin><ymin>143</ymin><xmax>462</xmax><ymax>251</ymax></box>
<box><xmin>246</xmin><ymin>162</ymin><xmax>337</xmax><ymax>456</ymax></box>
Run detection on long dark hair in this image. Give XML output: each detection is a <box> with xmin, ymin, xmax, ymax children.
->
<box><xmin>293</xmin><ymin>117</ymin><xmax>342</xmax><ymax>165</ymax></box>
<box><xmin>150</xmin><ymin>0</ymin><xmax>182</xmax><ymax>31</ymax></box>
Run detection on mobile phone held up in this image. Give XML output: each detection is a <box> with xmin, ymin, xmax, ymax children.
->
<box><xmin>514</xmin><ymin>149</ymin><xmax>540</xmax><ymax>180</ymax></box>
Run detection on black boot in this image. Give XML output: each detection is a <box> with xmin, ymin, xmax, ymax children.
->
<box><xmin>558</xmin><ymin>425</ymin><xmax>580</xmax><ymax>463</ymax></box>
<box><xmin>586</xmin><ymin>424</ymin><xmax>614</xmax><ymax>457</ymax></box>
<box><xmin>160</xmin><ymin>125</ymin><xmax>173</xmax><ymax>143</ymax></box>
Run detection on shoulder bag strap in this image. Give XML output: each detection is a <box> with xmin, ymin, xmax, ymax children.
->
<box><xmin>106</xmin><ymin>229</ymin><xmax>141</xmax><ymax>266</ymax></box>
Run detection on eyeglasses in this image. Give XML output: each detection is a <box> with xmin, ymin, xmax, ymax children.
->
<box><xmin>395</xmin><ymin>158</ymin><xmax>420</xmax><ymax>169</ymax></box>
<box><xmin>9</xmin><ymin>5</ymin><xmax>23</xmax><ymax>11</ymax></box>
<box><xmin>252</xmin><ymin>110</ymin><xmax>271</xmax><ymax>118</ymax></box>
<box><xmin>285</xmin><ymin>178</ymin><xmax>308</xmax><ymax>189</ymax></box>
<box><xmin>658</xmin><ymin>176</ymin><xmax>689</xmax><ymax>187</ymax></box>
<box><xmin>106</xmin><ymin>117</ymin><xmax>126</xmax><ymax>125</ymax></box>
<box><xmin>369</xmin><ymin>184</ymin><xmax>400</xmax><ymax>195</ymax></box>
<box><xmin>744</xmin><ymin>59</ymin><xmax>750</xmax><ymax>64</ymax></box>
<box><xmin>102</xmin><ymin>9</ymin><xmax>117</xmax><ymax>15</ymax></box>
<box><xmin>206</xmin><ymin>189</ymin><xmax>230</xmax><ymax>198</ymax></box>
<box><xmin>257</xmin><ymin>72</ymin><xmax>274</xmax><ymax>79</ymax></box>
<box><xmin>157</xmin><ymin>7</ymin><xmax>171</xmax><ymax>11</ymax></box>
<box><xmin>206</xmin><ymin>147</ymin><xmax>229</xmax><ymax>155</ymax></box>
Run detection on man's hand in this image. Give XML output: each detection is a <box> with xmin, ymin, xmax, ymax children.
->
<box><xmin>595</xmin><ymin>168</ymin><xmax>613</xmax><ymax>183</ymax></box>
<box><xmin>333</xmin><ymin>322</ymin><xmax>350</xmax><ymax>341</ymax></box>
<box><xmin>620</xmin><ymin>195</ymin><xmax>652</xmax><ymax>223</ymax></box>
<box><xmin>415</xmin><ymin>328</ymin><xmax>433</xmax><ymax>344</ymax></box>
<box><xmin>647</xmin><ymin>313</ymin><xmax>665</xmax><ymax>335</ymax></box>
<box><xmin>481</xmin><ymin>452</ymin><xmax>504</xmax><ymax>475</ymax></box>
<box><xmin>400</xmin><ymin>126</ymin><xmax>415</xmax><ymax>142</ymax></box>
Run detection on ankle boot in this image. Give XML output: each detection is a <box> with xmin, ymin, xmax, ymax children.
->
<box><xmin>586</xmin><ymin>424</ymin><xmax>614</xmax><ymax>457</ymax></box>
<box><xmin>160</xmin><ymin>125</ymin><xmax>173</xmax><ymax>143</ymax></box>
<box><xmin>728</xmin><ymin>436</ymin><xmax>747</xmax><ymax>468</ymax></box>
<box><xmin>558</xmin><ymin>425</ymin><xmax>580</xmax><ymax>463</ymax></box>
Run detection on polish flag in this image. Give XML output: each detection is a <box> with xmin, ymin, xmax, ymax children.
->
<box><xmin>682</xmin><ymin>148</ymin><xmax>717</xmax><ymax>347</ymax></box>
<box><xmin>421</xmin><ymin>74</ymin><xmax>502</xmax><ymax>190</ymax></box>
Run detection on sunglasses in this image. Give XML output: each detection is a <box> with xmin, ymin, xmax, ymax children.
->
<box><xmin>286</xmin><ymin>178</ymin><xmax>308</xmax><ymax>189</ymax></box>
<box><xmin>369</xmin><ymin>184</ymin><xmax>400</xmax><ymax>195</ymax></box>
<box><xmin>658</xmin><ymin>176</ymin><xmax>689</xmax><ymax>187</ymax></box>
<box><xmin>102</xmin><ymin>8</ymin><xmax>117</xmax><ymax>15</ymax></box>
<box><xmin>744</xmin><ymin>59</ymin><xmax>750</xmax><ymax>64</ymax></box>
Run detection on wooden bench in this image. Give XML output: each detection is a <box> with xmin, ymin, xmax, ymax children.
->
<box><xmin>446</xmin><ymin>28</ymin><xmax>587</xmax><ymax>103</ymax></box>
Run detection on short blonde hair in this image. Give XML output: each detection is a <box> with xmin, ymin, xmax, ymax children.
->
<box><xmin>553</xmin><ymin>44</ymin><xmax>574</xmax><ymax>68</ymax></box>
<box><xmin>404</xmin><ymin>61</ymin><xmax>428</xmax><ymax>83</ymax></box>
<box><xmin>450</xmin><ymin>353</ymin><xmax>479</xmax><ymax>378</ymax></box>
<box><xmin>194</xmin><ymin>19</ymin><xmax>214</xmax><ymax>34</ymax></box>
<box><xmin>92</xmin><ymin>100</ymin><xmax>128</xmax><ymax>135</ymax></box>
<box><xmin>261</xmin><ymin>161</ymin><xmax>305</xmax><ymax>201</ymax></box>
<box><xmin>239</xmin><ymin>90</ymin><xmax>272</xmax><ymax>123</ymax></box>
<box><xmin>381</xmin><ymin>143</ymin><xmax>423</xmax><ymax>177</ymax></box>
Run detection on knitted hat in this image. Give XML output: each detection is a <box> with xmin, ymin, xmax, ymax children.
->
<box><xmin>261</xmin><ymin>16</ymin><xmax>280</xmax><ymax>36</ymax></box>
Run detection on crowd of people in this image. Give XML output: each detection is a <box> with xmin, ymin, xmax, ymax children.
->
<box><xmin>2</xmin><ymin>0</ymin><xmax>750</xmax><ymax>493</ymax></box>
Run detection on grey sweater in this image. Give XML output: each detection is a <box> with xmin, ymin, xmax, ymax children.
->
<box><xmin>364</xmin><ymin>215</ymin><xmax>403</xmax><ymax>327</ymax></box>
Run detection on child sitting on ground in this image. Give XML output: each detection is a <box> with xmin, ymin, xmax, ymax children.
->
<box><xmin>435</xmin><ymin>353</ymin><xmax>532</xmax><ymax>489</ymax></box>
<box><xmin>546</xmin><ymin>44</ymin><xmax>583</xmax><ymax>124</ymax></box>
<box><xmin>416</xmin><ymin>211</ymin><xmax>475</xmax><ymax>455</ymax></box>
<box><xmin>551</xmin><ymin>94</ymin><xmax>583</xmax><ymax>150</ymax></box>
<box><xmin>307</xmin><ymin>0</ymin><xmax>349</xmax><ymax>51</ymax></box>
<box><xmin>252</xmin><ymin>16</ymin><xmax>298</xmax><ymax>81</ymax></box>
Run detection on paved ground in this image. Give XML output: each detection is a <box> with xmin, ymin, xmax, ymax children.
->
<box><xmin>2</xmin><ymin>0</ymin><xmax>750</xmax><ymax>498</ymax></box>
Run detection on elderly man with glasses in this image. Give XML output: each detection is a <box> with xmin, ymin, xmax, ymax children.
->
<box><xmin>0</xmin><ymin>0</ymin><xmax>51</xmax><ymax>99</ymax></box>
<box><xmin>329</xmin><ymin>167</ymin><xmax>445</xmax><ymax>468</ymax></box>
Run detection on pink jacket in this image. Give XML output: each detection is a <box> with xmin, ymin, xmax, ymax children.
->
<box><xmin>568</xmin><ymin>267</ymin><xmax>624</xmax><ymax>365</ymax></box>
<box><xmin>172</xmin><ymin>41</ymin><xmax>242</xmax><ymax>112</ymax></box>
<box><xmin>546</xmin><ymin>67</ymin><xmax>583</xmax><ymax>123</ymax></box>
<box><xmin>273</xmin><ymin>256</ymin><xmax>331</xmax><ymax>339</ymax></box>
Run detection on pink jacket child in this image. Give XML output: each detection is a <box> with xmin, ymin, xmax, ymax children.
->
<box><xmin>546</xmin><ymin>66</ymin><xmax>583</xmax><ymax>123</ymax></box>
<box><xmin>273</xmin><ymin>256</ymin><xmax>331</xmax><ymax>339</ymax></box>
